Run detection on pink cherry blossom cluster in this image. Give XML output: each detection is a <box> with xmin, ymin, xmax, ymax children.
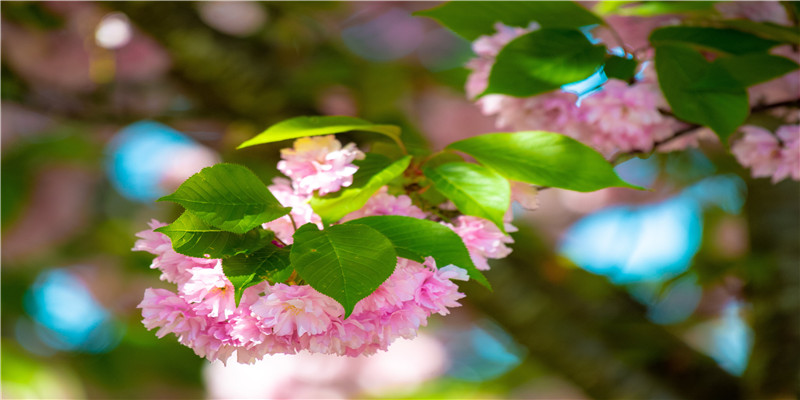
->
<box><xmin>137</xmin><ymin>136</ymin><xmax>521</xmax><ymax>363</ymax></box>
<box><xmin>277</xmin><ymin>135</ymin><xmax>365</xmax><ymax>195</ymax></box>
<box><xmin>465</xmin><ymin>23</ymin><xmax>682</xmax><ymax>158</ymax></box>
<box><xmin>731</xmin><ymin>125</ymin><xmax>800</xmax><ymax>183</ymax></box>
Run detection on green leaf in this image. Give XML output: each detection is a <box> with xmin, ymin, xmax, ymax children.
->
<box><xmin>423</xmin><ymin>151</ymin><xmax>465</xmax><ymax>169</ymax></box>
<box><xmin>649</xmin><ymin>26</ymin><xmax>780</xmax><ymax>55</ymax></box>
<box><xmin>602</xmin><ymin>1</ymin><xmax>718</xmax><ymax>17</ymax></box>
<box><xmin>344</xmin><ymin>215</ymin><xmax>491</xmax><ymax>289</ymax></box>
<box><xmin>447</xmin><ymin>131</ymin><xmax>642</xmax><ymax>192</ymax></box>
<box><xmin>655</xmin><ymin>44</ymin><xmax>749</xmax><ymax>141</ymax></box>
<box><xmin>349</xmin><ymin>153</ymin><xmax>393</xmax><ymax>188</ymax></box>
<box><xmin>414</xmin><ymin>1</ymin><xmax>603</xmax><ymax>41</ymax></box>
<box><xmin>158</xmin><ymin>163</ymin><xmax>290</xmax><ymax>234</ymax></box>
<box><xmin>238</xmin><ymin>116</ymin><xmax>402</xmax><ymax>149</ymax></box>
<box><xmin>154</xmin><ymin>212</ymin><xmax>272</xmax><ymax>258</ymax></box>
<box><xmin>603</xmin><ymin>55</ymin><xmax>638</xmax><ymax>81</ymax></box>
<box><xmin>423</xmin><ymin>162</ymin><xmax>510</xmax><ymax>232</ymax></box>
<box><xmin>693</xmin><ymin>53</ymin><xmax>799</xmax><ymax>88</ymax></box>
<box><xmin>720</xmin><ymin>19</ymin><xmax>800</xmax><ymax>45</ymax></box>
<box><xmin>222</xmin><ymin>244</ymin><xmax>292</xmax><ymax>306</ymax></box>
<box><xmin>290</xmin><ymin>223</ymin><xmax>398</xmax><ymax>318</ymax></box>
<box><xmin>310</xmin><ymin>155</ymin><xmax>412</xmax><ymax>224</ymax></box>
<box><xmin>484</xmin><ymin>29</ymin><xmax>607</xmax><ymax>97</ymax></box>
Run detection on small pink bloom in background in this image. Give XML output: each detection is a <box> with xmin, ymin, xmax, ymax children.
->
<box><xmin>715</xmin><ymin>1</ymin><xmax>791</xmax><ymax>25</ymax></box>
<box><xmin>462</xmin><ymin>23</ymin><xmax>692</xmax><ymax>157</ymax></box>
<box><xmin>158</xmin><ymin>146</ymin><xmax>220</xmax><ymax>193</ymax></box>
<box><xmin>316</xmin><ymin>85</ymin><xmax>358</xmax><ymax>117</ymax></box>
<box><xmin>731</xmin><ymin>125</ymin><xmax>799</xmax><ymax>183</ymax></box>
<box><xmin>447</xmin><ymin>216</ymin><xmax>514</xmax><ymax>271</ymax></box>
<box><xmin>197</xmin><ymin>1</ymin><xmax>268</xmax><ymax>37</ymax></box>
<box><xmin>277</xmin><ymin>135</ymin><xmax>365</xmax><ymax>196</ymax></box>
<box><xmin>774</xmin><ymin>125</ymin><xmax>800</xmax><ymax>182</ymax></box>
<box><xmin>579</xmin><ymin>79</ymin><xmax>675</xmax><ymax>155</ymax></box>
<box><xmin>731</xmin><ymin>126</ymin><xmax>783</xmax><ymax>179</ymax></box>
<box><xmin>479</xmin><ymin>91</ymin><xmax>582</xmax><ymax>137</ymax></box>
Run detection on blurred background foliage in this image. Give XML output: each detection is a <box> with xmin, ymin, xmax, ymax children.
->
<box><xmin>1</xmin><ymin>2</ymin><xmax>798</xmax><ymax>399</ymax></box>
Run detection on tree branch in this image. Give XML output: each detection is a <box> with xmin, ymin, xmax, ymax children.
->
<box><xmin>464</xmin><ymin>225</ymin><xmax>743</xmax><ymax>399</ymax></box>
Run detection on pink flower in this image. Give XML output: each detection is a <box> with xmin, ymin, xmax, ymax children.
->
<box><xmin>446</xmin><ymin>216</ymin><xmax>514</xmax><ymax>271</ymax></box>
<box><xmin>415</xmin><ymin>261</ymin><xmax>468</xmax><ymax>316</ymax></box>
<box><xmin>139</xmin><ymin>288</ymin><xmax>202</xmax><ymax>340</ymax></box>
<box><xmin>579</xmin><ymin>79</ymin><xmax>675</xmax><ymax>155</ymax></box>
<box><xmin>511</xmin><ymin>181</ymin><xmax>539</xmax><ymax>211</ymax></box>
<box><xmin>342</xmin><ymin>188</ymin><xmax>427</xmax><ymax>221</ymax></box>
<box><xmin>190</xmin><ymin>322</ymin><xmax>237</xmax><ymax>363</ymax></box>
<box><xmin>353</xmin><ymin>258</ymin><xmax>423</xmax><ymax>314</ymax></box>
<box><xmin>379</xmin><ymin>303</ymin><xmax>429</xmax><ymax>342</ymax></box>
<box><xmin>251</xmin><ymin>284</ymin><xmax>344</xmax><ymax>338</ymax></box>
<box><xmin>479</xmin><ymin>91</ymin><xmax>583</xmax><ymax>136</ymax></box>
<box><xmin>731</xmin><ymin>125</ymin><xmax>782</xmax><ymax>179</ymax></box>
<box><xmin>179</xmin><ymin>264</ymin><xmax>237</xmax><ymax>321</ymax></box>
<box><xmin>133</xmin><ymin>219</ymin><xmax>218</xmax><ymax>285</ymax></box>
<box><xmin>230</xmin><ymin>283</ymin><xmax>296</xmax><ymax>363</ymax></box>
<box><xmin>302</xmin><ymin>317</ymin><xmax>377</xmax><ymax>356</ymax></box>
<box><xmin>263</xmin><ymin>178</ymin><xmax>322</xmax><ymax>244</ymax></box>
<box><xmin>277</xmin><ymin>135</ymin><xmax>365</xmax><ymax>196</ymax></box>
<box><xmin>139</xmin><ymin>286</ymin><xmax>240</xmax><ymax>363</ymax></box>
<box><xmin>775</xmin><ymin>125</ymin><xmax>800</xmax><ymax>182</ymax></box>
<box><xmin>716</xmin><ymin>1</ymin><xmax>790</xmax><ymax>25</ymax></box>
<box><xmin>137</xmin><ymin>134</ymin><xmax>483</xmax><ymax>361</ymax></box>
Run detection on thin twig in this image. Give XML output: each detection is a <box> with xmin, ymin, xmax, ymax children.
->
<box><xmin>751</xmin><ymin>99</ymin><xmax>800</xmax><ymax>113</ymax></box>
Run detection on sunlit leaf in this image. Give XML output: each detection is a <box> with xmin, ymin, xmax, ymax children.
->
<box><xmin>600</xmin><ymin>1</ymin><xmax>717</xmax><ymax>17</ymax></box>
<box><xmin>238</xmin><ymin>116</ymin><xmax>402</xmax><ymax>149</ymax></box>
<box><xmin>447</xmin><ymin>131</ymin><xmax>642</xmax><ymax>192</ymax></box>
<box><xmin>159</xmin><ymin>163</ymin><xmax>290</xmax><ymax>234</ymax></box>
<box><xmin>423</xmin><ymin>162</ymin><xmax>510</xmax><ymax>232</ymax></box>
